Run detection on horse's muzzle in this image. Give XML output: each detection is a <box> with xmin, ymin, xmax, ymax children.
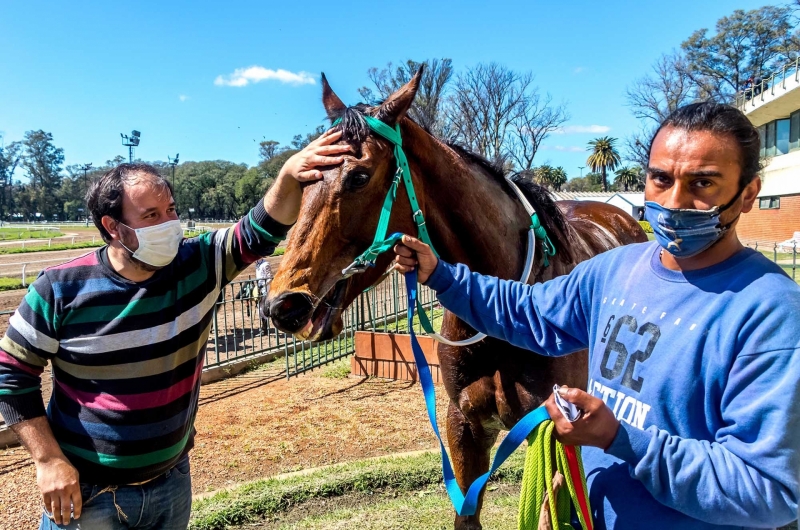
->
<box><xmin>268</xmin><ymin>291</ymin><xmax>315</xmax><ymax>334</ymax></box>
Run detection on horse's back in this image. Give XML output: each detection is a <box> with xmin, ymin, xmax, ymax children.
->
<box><xmin>556</xmin><ymin>200</ymin><xmax>648</xmax><ymax>258</ymax></box>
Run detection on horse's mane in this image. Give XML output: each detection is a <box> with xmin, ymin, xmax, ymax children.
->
<box><xmin>330</xmin><ymin>105</ymin><xmax>572</xmax><ymax>261</ymax></box>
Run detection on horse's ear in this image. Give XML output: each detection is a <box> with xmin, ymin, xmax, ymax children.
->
<box><xmin>375</xmin><ymin>66</ymin><xmax>423</xmax><ymax>126</ymax></box>
<box><xmin>321</xmin><ymin>73</ymin><xmax>346</xmax><ymax>121</ymax></box>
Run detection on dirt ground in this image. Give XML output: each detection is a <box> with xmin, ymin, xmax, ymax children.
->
<box><xmin>0</xmin><ymin>359</ymin><xmax>447</xmax><ymax>530</ymax></box>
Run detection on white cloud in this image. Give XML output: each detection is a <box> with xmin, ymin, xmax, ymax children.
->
<box><xmin>553</xmin><ymin>125</ymin><xmax>611</xmax><ymax>135</ymax></box>
<box><xmin>214</xmin><ymin>66</ymin><xmax>316</xmax><ymax>87</ymax></box>
<box><xmin>179</xmin><ymin>95</ymin><xmax>190</xmax><ymax>102</ymax></box>
<box><xmin>542</xmin><ymin>145</ymin><xmax>585</xmax><ymax>152</ymax></box>
<box><xmin>573</xmin><ymin>67</ymin><xmax>585</xmax><ymax>74</ymax></box>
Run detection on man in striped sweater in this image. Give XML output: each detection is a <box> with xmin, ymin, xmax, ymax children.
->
<box><xmin>0</xmin><ymin>129</ymin><xmax>350</xmax><ymax>529</ymax></box>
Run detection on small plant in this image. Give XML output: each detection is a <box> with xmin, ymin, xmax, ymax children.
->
<box><xmin>638</xmin><ymin>220</ymin><xmax>653</xmax><ymax>233</ymax></box>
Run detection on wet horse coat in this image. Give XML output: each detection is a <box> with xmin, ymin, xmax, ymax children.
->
<box><xmin>266</xmin><ymin>71</ymin><xmax>647</xmax><ymax>529</ymax></box>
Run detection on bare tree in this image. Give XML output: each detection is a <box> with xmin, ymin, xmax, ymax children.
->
<box><xmin>508</xmin><ymin>91</ymin><xmax>569</xmax><ymax>172</ymax></box>
<box><xmin>626</xmin><ymin>52</ymin><xmax>697</xmax><ymax>124</ymax></box>
<box><xmin>624</xmin><ymin>52</ymin><xmax>698</xmax><ymax>169</ymax></box>
<box><xmin>359</xmin><ymin>58</ymin><xmax>454</xmax><ymax>135</ymax></box>
<box><xmin>445</xmin><ymin>63</ymin><xmax>534</xmax><ymax>167</ymax></box>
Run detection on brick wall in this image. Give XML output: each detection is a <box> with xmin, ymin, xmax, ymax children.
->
<box><xmin>737</xmin><ymin>194</ymin><xmax>800</xmax><ymax>243</ymax></box>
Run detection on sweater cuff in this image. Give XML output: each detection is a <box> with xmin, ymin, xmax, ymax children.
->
<box><xmin>605</xmin><ymin>421</ymin><xmax>653</xmax><ymax>465</ymax></box>
<box><xmin>423</xmin><ymin>260</ymin><xmax>457</xmax><ymax>292</ymax></box>
<box><xmin>0</xmin><ymin>393</ymin><xmax>46</xmax><ymax>426</ymax></box>
<box><xmin>252</xmin><ymin>199</ymin><xmax>293</xmax><ymax>241</ymax></box>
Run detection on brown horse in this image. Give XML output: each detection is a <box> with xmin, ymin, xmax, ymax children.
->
<box><xmin>266</xmin><ymin>71</ymin><xmax>646</xmax><ymax>529</ymax></box>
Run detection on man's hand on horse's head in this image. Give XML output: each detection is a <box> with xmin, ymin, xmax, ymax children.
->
<box><xmin>279</xmin><ymin>129</ymin><xmax>352</xmax><ymax>183</ymax></box>
<box><xmin>393</xmin><ymin>235</ymin><xmax>438</xmax><ymax>283</ymax></box>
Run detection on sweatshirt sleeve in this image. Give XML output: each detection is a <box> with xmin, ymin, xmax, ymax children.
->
<box><xmin>605</xmin><ymin>346</ymin><xmax>799</xmax><ymax>526</ymax></box>
<box><xmin>424</xmin><ymin>260</ymin><xmax>594</xmax><ymax>356</ymax></box>
<box><xmin>210</xmin><ymin>199</ymin><xmax>292</xmax><ymax>286</ymax></box>
<box><xmin>0</xmin><ymin>273</ymin><xmax>60</xmax><ymax>426</ymax></box>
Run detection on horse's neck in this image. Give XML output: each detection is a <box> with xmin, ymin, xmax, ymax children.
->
<box><xmin>402</xmin><ymin>121</ymin><xmax>529</xmax><ymax>280</ymax></box>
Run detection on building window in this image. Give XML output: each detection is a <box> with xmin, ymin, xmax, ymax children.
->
<box><xmin>791</xmin><ymin>111</ymin><xmax>800</xmax><ymax>152</ymax></box>
<box><xmin>777</xmin><ymin>119</ymin><xmax>791</xmax><ymax>155</ymax></box>
<box><xmin>759</xmin><ymin>196</ymin><xmax>780</xmax><ymax>209</ymax></box>
<box><xmin>766</xmin><ymin>121</ymin><xmax>777</xmax><ymax>156</ymax></box>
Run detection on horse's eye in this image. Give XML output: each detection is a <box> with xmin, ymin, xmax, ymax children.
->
<box><xmin>346</xmin><ymin>172</ymin><xmax>371</xmax><ymax>190</ymax></box>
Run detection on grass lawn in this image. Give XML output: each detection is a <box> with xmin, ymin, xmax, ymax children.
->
<box><xmin>189</xmin><ymin>449</ymin><xmax>527</xmax><ymax>530</ymax></box>
<box><xmin>0</xmin><ymin>241</ymin><xmax>102</xmax><ymax>255</ymax></box>
<box><xmin>0</xmin><ymin>227</ymin><xmax>63</xmax><ymax>240</ymax></box>
<box><xmin>0</xmin><ymin>277</ymin><xmax>38</xmax><ymax>292</ymax></box>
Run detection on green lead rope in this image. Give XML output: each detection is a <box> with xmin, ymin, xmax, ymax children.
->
<box><xmin>519</xmin><ymin>421</ymin><xmax>593</xmax><ymax>530</ymax></box>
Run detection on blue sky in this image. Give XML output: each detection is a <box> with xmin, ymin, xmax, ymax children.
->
<box><xmin>0</xmin><ymin>0</ymin><xmax>769</xmax><ymax>180</ymax></box>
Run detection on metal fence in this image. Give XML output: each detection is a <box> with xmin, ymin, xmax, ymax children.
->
<box><xmin>205</xmin><ymin>272</ymin><xmax>440</xmax><ymax>378</ymax></box>
<box><xmin>734</xmin><ymin>56</ymin><xmax>800</xmax><ymax>110</ymax></box>
<box><xmin>744</xmin><ymin>240</ymin><xmax>798</xmax><ymax>281</ymax></box>
<box><xmin>0</xmin><ymin>242</ymin><xmax>795</xmax><ymax>383</ymax></box>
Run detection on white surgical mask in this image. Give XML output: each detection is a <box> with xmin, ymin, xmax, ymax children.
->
<box><xmin>118</xmin><ymin>220</ymin><xmax>184</xmax><ymax>267</ymax></box>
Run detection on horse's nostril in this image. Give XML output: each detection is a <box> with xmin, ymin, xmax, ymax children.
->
<box><xmin>268</xmin><ymin>292</ymin><xmax>315</xmax><ymax>333</ymax></box>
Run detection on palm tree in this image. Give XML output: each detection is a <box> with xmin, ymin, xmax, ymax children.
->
<box><xmin>550</xmin><ymin>166</ymin><xmax>568</xmax><ymax>191</ymax></box>
<box><xmin>614</xmin><ymin>165</ymin><xmax>642</xmax><ymax>192</ymax></box>
<box><xmin>587</xmin><ymin>137</ymin><xmax>621</xmax><ymax>192</ymax></box>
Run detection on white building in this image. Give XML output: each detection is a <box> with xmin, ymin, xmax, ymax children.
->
<box><xmin>551</xmin><ymin>191</ymin><xmax>645</xmax><ymax>219</ymax></box>
<box><xmin>736</xmin><ymin>58</ymin><xmax>800</xmax><ymax>243</ymax></box>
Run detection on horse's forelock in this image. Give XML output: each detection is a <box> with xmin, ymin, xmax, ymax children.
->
<box><xmin>330</xmin><ymin>104</ymin><xmax>372</xmax><ymax>145</ymax></box>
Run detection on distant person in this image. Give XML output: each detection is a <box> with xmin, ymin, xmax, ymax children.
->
<box><xmin>637</xmin><ymin>208</ymin><xmax>644</xmax><ymax>221</ymax></box>
<box><xmin>255</xmin><ymin>258</ymin><xmax>273</xmax><ymax>299</ymax></box>
<box><xmin>0</xmin><ymin>131</ymin><xmax>350</xmax><ymax>529</ymax></box>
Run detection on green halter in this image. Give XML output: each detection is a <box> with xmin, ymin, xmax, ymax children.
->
<box><xmin>335</xmin><ymin>114</ymin><xmax>555</xmax><ymax>279</ymax></box>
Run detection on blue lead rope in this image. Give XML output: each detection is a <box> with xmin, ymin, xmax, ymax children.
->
<box><xmin>403</xmin><ymin>268</ymin><xmax>551</xmax><ymax>516</ymax></box>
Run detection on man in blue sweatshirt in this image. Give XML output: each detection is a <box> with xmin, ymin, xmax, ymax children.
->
<box><xmin>394</xmin><ymin>102</ymin><xmax>800</xmax><ymax>529</ymax></box>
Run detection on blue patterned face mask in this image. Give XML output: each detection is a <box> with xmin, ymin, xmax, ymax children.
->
<box><xmin>644</xmin><ymin>189</ymin><xmax>743</xmax><ymax>258</ymax></box>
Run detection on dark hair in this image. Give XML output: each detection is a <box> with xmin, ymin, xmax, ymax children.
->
<box><xmin>86</xmin><ymin>163</ymin><xmax>173</xmax><ymax>243</ymax></box>
<box><xmin>649</xmin><ymin>102</ymin><xmax>762</xmax><ymax>189</ymax></box>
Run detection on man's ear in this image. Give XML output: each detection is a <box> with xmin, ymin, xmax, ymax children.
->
<box><xmin>740</xmin><ymin>176</ymin><xmax>762</xmax><ymax>214</ymax></box>
<box><xmin>101</xmin><ymin>215</ymin><xmax>121</xmax><ymax>241</ymax></box>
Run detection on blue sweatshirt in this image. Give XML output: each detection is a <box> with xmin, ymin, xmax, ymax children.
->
<box><xmin>425</xmin><ymin>241</ymin><xmax>800</xmax><ymax>530</ymax></box>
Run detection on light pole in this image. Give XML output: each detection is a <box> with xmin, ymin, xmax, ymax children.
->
<box><xmin>168</xmin><ymin>153</ymin><xmax>179</xmax><ymax>190</ymax></box>
<box><xmin>79</xmin><ymin>163</ymin><xmax>92</xmax><ymax>221</ymax></box>
<box><xmin>120</xmin><ymin>130</ymin><xmax>141</xmax><ymax>163</ymax></box>
<box><xmin>578</xmin><ymin>166</ymin><xmax>585</xmax><ymax>178</ymax></box>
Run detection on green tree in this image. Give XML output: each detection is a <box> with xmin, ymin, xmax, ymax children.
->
<box><xmin>614</xmin><ymin>166</ymin><xmax>643</xmax><ymax>192</ymax></box>
<box><xmin>21</xmin><ymin>130</ymin><xmax>64</xmax><ymax>219</ymax></box>
<box><xmin>587</xmin><ymin>137</ymin><xmax>621</xmax><ymax>192</ymax></box>
<box><xmin>259</xmin><ymin>140</ymin><xmax>281</xmax><ymax>162</ymax></box>
<box><xmin>681</xmin><ymin>5</ymin><xmax>799</xmax><ymax>101</ymax></box>
<box><xmin>0</xmin><ymin>141</ymin><xmax>21</xmax><ymax>220</ymax></box>
<box><xmin>563</xmin><ymin>173</ymin><xmax>603</xmax><ymax>192</ymax></box>
<box><xmin>527</xmin><ymin>164</ymin><xmax>565</xmax><ymax>191</ymax></box>
<box><xmin>291</xmin><ymin>125</ymin><xmax>325</xmax><ymax>150</ymax></box>
<box><xmin>550</xmin><ymin>166</ymin><xmax>568</xmax><ymax>191</ymax></box>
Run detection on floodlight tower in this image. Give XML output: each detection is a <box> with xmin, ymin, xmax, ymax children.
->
<box><xmin>168</xmin><ymin>153</ymin><xmax>179</xmax><ymax>189</ymax></box>
<box><xmin>80</xmin><ymin>162</ymin><xmax>93</xmax><ymax>199</ymax></box>
<box><xmin>120</xmin><ymin>130</ymin><xmax>141</xmax><ymax>163</ymax></box>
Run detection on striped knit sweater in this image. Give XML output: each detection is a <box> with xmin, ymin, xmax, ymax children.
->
<box><xmin>0</xmin><ymin>201</ymin><xmax>289</xmax><ymax>485</ymax></box>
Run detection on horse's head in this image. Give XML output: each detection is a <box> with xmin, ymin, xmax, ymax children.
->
<box><xmin>266</xmin><ymin>71</ymin><xmax>423</xmax><ymax>341</ymax></box>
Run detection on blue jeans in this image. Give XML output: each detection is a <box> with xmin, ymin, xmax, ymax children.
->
<box><xmin>39</xmin><ymin>456</ymin><xmax>192</xmax><ymax>530</ymax></box>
